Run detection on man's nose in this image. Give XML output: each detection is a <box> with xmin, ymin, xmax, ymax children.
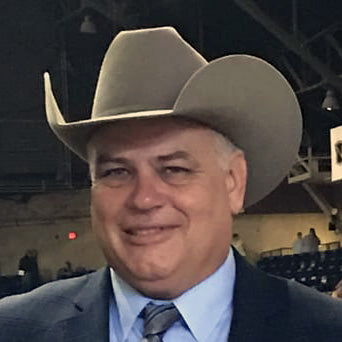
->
<box><xmin>127</xmin><ymin>170</ymin><xmax>167</xmax><ymax>211</ymax></box>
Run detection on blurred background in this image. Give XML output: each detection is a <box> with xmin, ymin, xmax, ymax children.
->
<box><xmin>1</xmin><ymin>0</ymin><xmax>342</xmax><ymax>296</ymax></box>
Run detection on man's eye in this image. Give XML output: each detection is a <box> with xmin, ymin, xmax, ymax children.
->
<box><xmin>164</xmin><ymin>166</ymin><xmax>191</xmax><ymax>174</ymax></box>
<box><xmin>102</xmin><ymin>168</ymin><xmax>129</xmax><ymax>178</ymax></box>
<box><xmin>160</xmin><ymin>166</ymin><xmax>193</xmax><ymax>184</ymax></box>
<box><xmin>95</xmin><ymin>167</ymin><xmax>132</xmax><ymax>187</ymax></box>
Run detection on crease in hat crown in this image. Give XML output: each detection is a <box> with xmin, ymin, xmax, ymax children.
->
<box><xmin>44</xmin><ymin>26</ymin><xmax>302</xmax><ymax>208</ymax></box>
<box><xmin>45</xmin><ymin>26</ymin><xmax>208</xmax><ymax>157</ymax></box>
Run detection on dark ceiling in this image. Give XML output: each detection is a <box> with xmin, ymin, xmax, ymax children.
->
<box><xmin>1</xmin><ymin>0</ymin><xmax>342</xmax><ymax>213</ymax></box>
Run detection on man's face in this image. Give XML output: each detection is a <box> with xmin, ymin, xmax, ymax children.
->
<box><xmin>88</xmin><ymin>118</ymin><xmax>246</xmax><ymax>299</ymax></box>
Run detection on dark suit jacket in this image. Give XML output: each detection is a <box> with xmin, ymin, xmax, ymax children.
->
<box><xmin>1</xmin><ymin>252</ymin><xmax>342</xmax><ymax>341</ymax></box>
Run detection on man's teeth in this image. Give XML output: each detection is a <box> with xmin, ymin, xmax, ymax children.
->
<box><xmin>129</xmin><ymin>227</ymin><xmax>167</xmax><ymax>236</ymax></box>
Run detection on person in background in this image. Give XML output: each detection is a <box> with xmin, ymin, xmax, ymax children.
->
<box><xmin>18</xmin><ymin>249</ymin><xmax>39</xmax><ymax>291</ymax></box>
<box><xmin>292</xmin><ymin>232</ymin><xmax>303</xmax><ymax>254</ymax></box>
<box><xmin>1</xmin><ymin>27</ymin><xmax>342</xmax><ymax>341</ymax></box>
<box><xmin>232</xmin><ymin>233</ymin><xmax>246</xmax><ymax>256</ymax></box>
<box><xmin>56</xmin><ymin>261</ymin><xmax>73</xmax><ymax>280</ymax></box>
<box><xmin>302</xmin><ymin>227</ymin><xmax>321</xmax><ymax>253</ymax></box>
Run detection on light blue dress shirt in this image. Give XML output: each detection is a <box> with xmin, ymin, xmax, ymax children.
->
<box><xmin>109</xmin><ymin>248</ymin><xmax>236</xmax><ymax>342</ymax></box>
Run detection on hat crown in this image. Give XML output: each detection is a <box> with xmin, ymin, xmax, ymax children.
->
<box><xmin>92</xmin><ymin>27</ymin><xmax>207</xmax><ymax>118</ymax></box>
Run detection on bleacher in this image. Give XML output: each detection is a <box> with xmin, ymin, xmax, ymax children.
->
<box><xmin>0</xmin><ymin>275</ymin><xmax>23</xmax><ymax>299</ymax></box>
<box><xmin>257</xmin><ymin>245</ymin><xmax>342</xmax><ymax>292</ymax></box>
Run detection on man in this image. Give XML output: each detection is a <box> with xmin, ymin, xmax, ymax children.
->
<box><xmin>1</xmin><ymin>27</ymin><xmax>342</xmax><ymax>341</ymax></box>
<box><xmin>302</xmin><ymin>227</ymin><xmax>321</xmax><ymax>253</ymax></box>
<box><xmin>292</xmin><ymin>231</ymin><xmax>303</xmax><ymax>254</ymax></box>
<box><xmin>18</xmin><ymin>249</ymin><xmax>40</xmax><ymax>291</ymax></box>
<box><xmin>231</xmin><ymin>233</ymin><xmax>246</xmax><ymax>257</ymax></box>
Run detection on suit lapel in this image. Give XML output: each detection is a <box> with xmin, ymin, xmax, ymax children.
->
<box><xmin>57</xmin><ymin>267</ymin><xmax>111</xmax><ymax>342</ymax></box>
<box><xmin>228</xmin><ymin>251</ymin><xmax>289</xmax><ymax>342</ymax></box>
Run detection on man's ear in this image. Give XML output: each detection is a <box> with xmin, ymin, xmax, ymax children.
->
<box><xmin>224</xmin><ymin>151</ymin><xmax>247</xmax><ymax>215</ymax></box>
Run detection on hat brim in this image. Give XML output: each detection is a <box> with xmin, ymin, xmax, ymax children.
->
<box><xmin>44</xmin><ymin>55</ymin><xmax>302</xmax><ymax>208</ymax></box>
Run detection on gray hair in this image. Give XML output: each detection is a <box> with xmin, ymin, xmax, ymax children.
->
<box><xmin>210</xmin><ymin>130</ymin><xmax>242</xmax><ymax>171</ymax></box>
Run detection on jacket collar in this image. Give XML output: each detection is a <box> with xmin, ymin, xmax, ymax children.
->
<box><xmin>228</xmin><ymin>250</ymin><xmax>289</xmax><ymax>342</ymax></box>
<box><xmin>58</xmin><ymin>267</ymin><xmax>111</xmax><ymax>342</ymax></box>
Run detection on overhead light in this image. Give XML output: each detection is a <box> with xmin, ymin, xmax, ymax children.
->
<box><xmin>322</xmin><ymin>89</ymin><xmax>340</xmax><ymax>111</ymax></box>
<box><xmin>80</xmin><ymin>15</ymin><xmax>97</xmax><ymax>34</ymax></box>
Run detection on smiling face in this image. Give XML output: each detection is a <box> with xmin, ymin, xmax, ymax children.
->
<box><xmin>87</xmin><ymin>118</ymin><xmax>246</xmax><ymax>299</ymax></box>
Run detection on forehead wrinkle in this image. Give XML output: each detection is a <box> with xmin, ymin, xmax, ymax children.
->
<box><xmin>95</xmin><ymin>150</ymin><xmax>194</xmax><ymax>166</ymax></box>
<box><xmin>95</xmin><ymin>154</ymin><xmax>130</xmax><ymax>165</ymax></box>
<box><xmin>157</xmin><ymin>151</ymin><xmax>193</xmax><ymax>162</ymax></box>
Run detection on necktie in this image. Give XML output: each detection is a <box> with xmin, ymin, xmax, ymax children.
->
<box><xmin>142</xmin><ymin>303</ymin><xmax>180</xmax><ymax>342</ymax></box>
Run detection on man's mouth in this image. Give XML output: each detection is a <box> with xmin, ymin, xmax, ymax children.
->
<box><xmin>123</xmin><ymin>225</ymin><xmax>178</xmax><ymax>244</ymax></box>
<box><xmin>126</xmin><ymin>226</ymin><xmax>173</xmax><ymax>236</ymax></box>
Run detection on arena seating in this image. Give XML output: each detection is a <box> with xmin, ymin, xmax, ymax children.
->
<box><xmin>0</xmin><ymin>275</ymin><xmax>23</xmax><ymax>299</ymax></box>
<box><xmin>257</xmin><ymin>248</ymin><xmax>342</xmax><ymax>292</ymax></box>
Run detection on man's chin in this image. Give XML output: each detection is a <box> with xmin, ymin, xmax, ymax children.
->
<box><xmin>132</xmin><ymin>278</ymin><xmax>185</xmax><ymax>300</ymax></box>
<box><xmin>120</xmin><ymin>268</ymin><xmax>185</xmax><ymax>299</ymax></box>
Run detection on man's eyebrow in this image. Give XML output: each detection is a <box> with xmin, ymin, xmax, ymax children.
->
<box><xmin>157</xmin><ymin>151</ymin><xmax>192</xmax><ymax>162</ymax></box>
<box><xmin>95</xmin><ymin>154</ymin><xmax>128</xmax><ymax>164</ymax></box>
<box><xmin>94</xmin><ymin>151</ymin><xmax>193</xmax><ymax>163</ymax></box>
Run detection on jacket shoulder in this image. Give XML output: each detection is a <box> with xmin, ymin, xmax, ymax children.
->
<box><xmin>234</xmin><ymin>253</ymin><xmax>342</xmax><ymax>342</ymax></box>
<box><xmin>0</xmin><ymin>273</ymin><xmax>88</xmax><ymax>315</ymax></box>
<box><xmin>271</xmin><ymin>273</ymin><xmax>342</xmax><ymax>339</ymax></box>
<box><xmin>0</xmin><ymin>268</ymin><xmax>108</xmax><ymax>340</ymax></box>
<box><xmin>287</xmin><ymin>277</ymin><xmax>342</xmax><ymax>317</ymax></box>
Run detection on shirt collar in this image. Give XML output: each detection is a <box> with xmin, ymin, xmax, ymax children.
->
<box><xmin>110</xmin><ymin>269</ymin><xmax>150</xmax><ymax>341</ymax></box>
<box><xmin>110</xmin><ymin>247</ymin><xmax>236</xmax><ymax>342</ymax></box>
<box><xmin>173</xmin><ymin>248</ymin><xmax>235</xmax><ymax>341</ymax></box>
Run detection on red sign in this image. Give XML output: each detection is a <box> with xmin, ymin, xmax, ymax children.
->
<box><xmin>68</xmin><ymin>231</ymin><xmax>77</xmax><ymax>240</ymax></box>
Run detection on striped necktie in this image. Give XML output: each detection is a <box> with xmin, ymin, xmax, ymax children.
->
<box><xmin>142</xmin><ymin>303</ymin><xmax>180</xmax><ymax>342</ymax></box>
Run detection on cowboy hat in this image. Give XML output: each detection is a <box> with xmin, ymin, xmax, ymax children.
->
<box><xmin>44</xmin><ymin>26</ymin><xmax>302</xmax><ymax>208</ymax></box>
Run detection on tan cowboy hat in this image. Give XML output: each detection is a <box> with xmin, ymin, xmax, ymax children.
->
<box><xmin>44</xmin><ymin>26</ymin><xmax>302</xmax><ymax>208</ymax></box>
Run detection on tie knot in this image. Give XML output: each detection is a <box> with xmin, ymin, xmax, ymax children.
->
<box><xmin>142</xmin><ymin>303</ymin><xmax>180</xmax><ymax>340</ymax></box>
